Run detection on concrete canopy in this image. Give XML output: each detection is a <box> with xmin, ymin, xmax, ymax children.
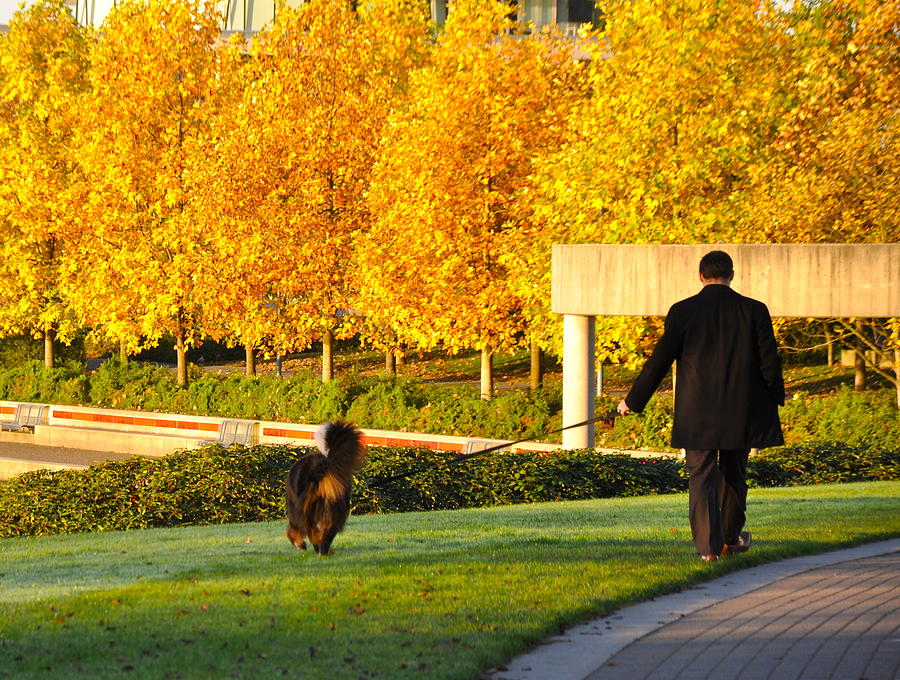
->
<box><xmin>551</xmin><ymin>244</ymin><xmax>900</xmax><ymax>449</ymax></box>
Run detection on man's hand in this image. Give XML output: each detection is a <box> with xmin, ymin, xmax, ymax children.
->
<box><xmin>617</xmin><ymin>399</ymin><xmax>632</xmax><ymax>416</ymax></box>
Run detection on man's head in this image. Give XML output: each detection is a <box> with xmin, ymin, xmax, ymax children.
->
<box><xmin>699</xmin><ymin>250</ymin><xmax>734</xmax><ymax>284</ymax></box>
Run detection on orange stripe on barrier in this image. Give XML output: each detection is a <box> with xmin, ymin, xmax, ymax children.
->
<box><xmin>54</xmin><ymin>411</ymin><xmax>93</xmax><ymax>422</ymax></box>
<box><xmin>263</xmin><ymin>427</ymin><xmax>315</xmax><ymax>439</ymax></box>
<box><xmin>51</xmin><ymin>409</ymin><xmax>219</xmax><ymax>434</ymax></box>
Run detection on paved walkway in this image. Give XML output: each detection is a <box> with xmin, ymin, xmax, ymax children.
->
<box><xmin>0</xmin><ymin>441</ymin><xmax>137</xmax><ymax>479</ymax></box>
<box><xmin>0</xmin><ymin>440</ymin><xmax>134</xmax><ymax>465</ymax></box>
<box><xmin>488</xmin><ymin>539</ymin><xmax>900</xmax><ymax>680</ymax></box>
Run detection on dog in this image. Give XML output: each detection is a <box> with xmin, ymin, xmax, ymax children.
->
<box><xmin>285</xmin><ymin>420</ymin><xmax>367</xmax><ymax>555</ymax></box>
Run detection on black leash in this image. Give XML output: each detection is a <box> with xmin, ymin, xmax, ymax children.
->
<box><xmin>364</xmin><ymin>407</ymin><xmax>620</xmax><ymax>486</ymax></box>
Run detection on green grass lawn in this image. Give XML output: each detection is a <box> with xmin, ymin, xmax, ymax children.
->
<box><xmin>1</xmin><ymin>482</ymin><xmax>898</xmax><ymax>680</ymax></box>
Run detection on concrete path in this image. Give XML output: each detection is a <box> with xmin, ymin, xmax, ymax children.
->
<box><xmin>488</xmin><ymin>539</ymin><xmax>900</xmax><ymax>680</ymax></box>
<box><xmin>0</xmin><ymin>441</ymin><xmax>137</xmax><ymax>478</ymax></box>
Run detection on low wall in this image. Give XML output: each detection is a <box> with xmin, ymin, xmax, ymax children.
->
<box><xmin>0</xmin><ymin>401</ymin><xmax>561</xmax><ymax>465</ymax></box>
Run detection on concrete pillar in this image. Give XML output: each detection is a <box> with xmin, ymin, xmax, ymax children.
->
<box><xmin>562</xmin><ymin>314</ymin><xmax>596</xmax><ymax>449</ymax></box>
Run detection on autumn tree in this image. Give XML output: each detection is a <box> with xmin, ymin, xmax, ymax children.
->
<box><xmin>744</xmin><ymin>0</ymin><xmax>899</xmax><ymax>402</ymax></box>
<box><xmin>515</xmin><ymin>0</ymin><xmax>797</xmax><ymax>370</ymax></box>
<box><xmin>0</xmin><ymin>0</ymin><xmax>90</xmax><ymax>368</ymax></box>
<box><xmin>192</xmin><ymin>0</ymin><xmax>430</xmax><ymax>380</ymax></box>
<box><xmin>356</xmin><ymin>0</ymin><xmax>586</xmax><ymax>398</ymax></box>
<box><xmin>67</xmin><ymin>0</ymin><xmax>228</xmax><ymax>385</ymax></box>
<box><xmin>747</xmin><ymin>0</ymin><xmax>898</xmax><ymax>245</ymax></box>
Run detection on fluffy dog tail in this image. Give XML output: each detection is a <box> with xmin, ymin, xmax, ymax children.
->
<box><xmin>313</xmin><ymin>420</ymin><xmax>367</xmax><ymax>502</ymax></box>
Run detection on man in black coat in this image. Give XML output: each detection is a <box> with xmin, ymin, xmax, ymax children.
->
<box><xmin>617</xmin><ymin>250</ymin><xmax>785</xmax><ymax>561</ymax></box>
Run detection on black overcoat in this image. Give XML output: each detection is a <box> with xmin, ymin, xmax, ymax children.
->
<box><xmin>624</xmin><ymin>284</ymin><xmax>785</xmax><ymax>450</ymax></box>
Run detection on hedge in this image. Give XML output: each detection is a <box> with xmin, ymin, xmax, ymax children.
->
<box><xmin>1</xmin><ymin>361</ymin><xmax>898</xmax><ymax>451</ymax></box>
<box><xmin>0</xmin><ymin>442</ymin><xmax>896</xmax><ymax>538</ymax></box>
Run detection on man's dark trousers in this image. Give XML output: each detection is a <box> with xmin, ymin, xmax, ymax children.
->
<box><xmin>685</xmin><ymin>449</ymin><xmax>749</xmax><ymax>556</ymax></box>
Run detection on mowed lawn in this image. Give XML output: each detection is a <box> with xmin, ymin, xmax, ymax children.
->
<box><xmin>1</xmin><ymin>482</ymin><xmax>898</xmax><ymax>680</ymax></box>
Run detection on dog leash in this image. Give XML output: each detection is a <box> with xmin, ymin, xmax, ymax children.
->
<box><xmin>364</xmin><ymin>407</ymin><xmax>620</xmax><ymax>486</ymax></box>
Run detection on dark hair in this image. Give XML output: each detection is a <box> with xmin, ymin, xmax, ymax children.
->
<box><xmin>699</xmin><ymin>250</ymin><xmax>733</xmax><ymax>280</ymax></box>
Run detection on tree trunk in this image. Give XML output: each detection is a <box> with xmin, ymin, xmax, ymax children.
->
<box><xmin>245</xmin><ymin>346</ymin><xmax>256</xmax><ymax>377</ymax></box>
<box><xmin>480</xmin><ymin>348</ymin><xmax>493</xmax><ymax>400</ymax></box>
<box><xmin>596</xmin><ymin>362</ymin><xmax>604</xmax><ymax>396</ymax></box>
<box><xmin>119</xmin><ymin>339</ymin><xmax>129</xmax><ymax>363</ymax></box>
<box><xmin>322</xmin><ymin>328</ymin><xmax>334</xmax><ymax>382</ymax></box>
<box><xmin>43</xmin><ymin>328</ymin><xmax>55</xmax><ymax>369</ymax></box>
<box><xmin>854</xmin><ymin>352</ymin><xmax>867</xmax><ymax>390</ymax></box>
<box><xmin>529</xmin><ymin>338</ymin><xmax>543</xmax><ymax>392</ymax></box>
<box><xmin>823</xmin><ymin>322</ymin><xmax>834</xmax><ymax>366</ymax></box>
<box><xmin>275</xmin><ymin>353</ymin><xmax>283</xmax><ymax>378</ymax></box>
<box><xmin>854</xmin><ymin>320</ymin><xmax>867</xmax><ymax>391</ymax></box>
<box><xmin>385</xmin><ymin>349</ymin><xmax>396</xmax><ymax>377</ymax></box>
<box><xmin>894</xmin><ymin>348</ymin><xmax>900</xmax><ymax>409</ymax></box>
<box><xmin>175</xmin><ymin>332</ymin><xmax>188</xmax><ymax>386</ymax></box>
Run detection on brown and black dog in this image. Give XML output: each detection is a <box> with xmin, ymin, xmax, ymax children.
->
<box><xmin>285</xmin><ymin>421</ymin><xmax>367</xmax><ymax>555</ymax></box>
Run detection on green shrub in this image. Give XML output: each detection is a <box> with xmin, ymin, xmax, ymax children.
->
<box><xmin>345</xmin><ymin>378</ymin><xmax>429</xmax><ymax>431</ymax></box>
<box><xmin>1</xmin><ymin>441</ymin><xmax>895</xmax><ymax>538</ymax></box>
<box><xmin>595</xmin><ymin>394</ymin><xmax>674</xmax><ymax>450</ymax></box>
<box><xmin>780</xmin><ymin>386</ymin><xmax>900</xmax><ymax>451</ymax></box>
<box><xmin>0</xmin><ymin>336</ymin><xmax>43</xmax><ymax>366</ymax></box>
<box><xmin>414</xmin><ymin>387</ymin><xmax>559</xmax><ymax>440</ymax></box>
<box><xmin>88</xmin><ymin>358</ymin><xmax>180</xmax><ymax>409</ymax></box>
<box><xmin>0</xmin><ymin>333</ymin><xmax>85</xmax><ymax>367</ymax></box>
<box><xmin>1</xmin><ymin>359</ymin><xmax>897</xmax><ymax>457</ymax></box>
<box><xmin>0</xmin><ymin>445</ymin><xmax>297</xmax><ymax>537</ymax></box>
<box><xmin>0</xmin><ymin>360</ymin><xmax>87</xmax><ymax>404</ymax></box>
<box><xmin>0</xmin><ymin>445</ymin><xmax>688</xmax><ymax>537</ymax></box>
<box><xmin>0</xmin><ymin>360</ymin><xmax>564</xmax><ymax>443</ymax></box>
<box><xmin>748</xmin><ymin>442</ymin><xmax>900</xmax><ymax>487</ymax></box>
<box><xmin>595</xmin><ymin>387</ymin><xmax>900</xmax><ymax>455</ymax></box>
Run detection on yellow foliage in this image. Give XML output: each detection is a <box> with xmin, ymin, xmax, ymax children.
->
<box><xmin>191</xmin><ymin>0</ymin><xmax>430</xmax><ymax>355</ymax></box>
<box><xmin>0</xmin><ymin>0</ymin><xmax>894</xmax><ymax>373</ymax></box>
<box><xmin>523</xmin><ymin>0</ymin><xmax>801</xmax><ymax>360</ymax></box>
<box><xmin>356</xmin><ymin>0</ymin><xmax>586</xmax><ymax>355</ymax></box>
<box><xmin>65</xmin><ymin>0</ymin><xmax>225</xmax><ymax>366</ymax></box>
<box><xmin>0</xmin><ymin>0</ymin><xmax>89</xmax><ymax>346</ymax></box>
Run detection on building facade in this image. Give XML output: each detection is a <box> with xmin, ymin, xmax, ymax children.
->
<box><xmin>0</xmin><ymin>0</ymin><xmax>598</xmax><ymax>35</ymax></box>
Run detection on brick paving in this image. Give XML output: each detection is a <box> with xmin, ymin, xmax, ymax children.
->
<box><xmin>585</xmin><ymin>553</ymin><xmax>900</xmax><ymax>680</ymax></box>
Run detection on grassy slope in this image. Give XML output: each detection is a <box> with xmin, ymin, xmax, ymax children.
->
<box><xmin>1</xmin><ymin>482</ymin><xmax>898</xmax><ymax>680</ymax></box>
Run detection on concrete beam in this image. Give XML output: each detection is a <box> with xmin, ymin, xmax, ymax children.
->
<box><xmin>552</xmin><ymin>243</ymin><xmax>899</xmax><ymax>449</ymax></box>
<box><xmin>552</xmin><ymin>244</ymin><xmax>900</xmax><ymax>318</ymax></box>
